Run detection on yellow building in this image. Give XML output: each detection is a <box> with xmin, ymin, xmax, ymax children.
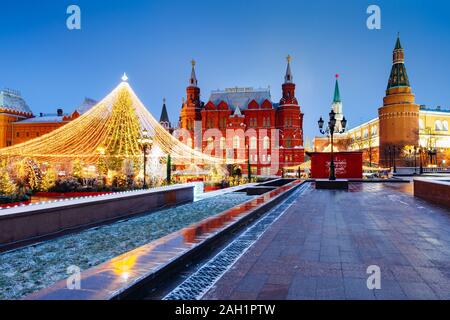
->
<box><xmin>315</xmin><ymin>36</ymin><xmax>450</xmax><ymax>168</ymax></box>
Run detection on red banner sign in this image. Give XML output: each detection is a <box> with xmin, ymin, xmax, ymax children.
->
<box><xmin>307</xmin><ymin>152</ymin><xmax>363</xmax><ymax>179</ymax></box>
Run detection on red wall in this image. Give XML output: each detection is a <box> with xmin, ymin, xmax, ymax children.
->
<box><xmin>308</xmin><ymin>152</ymin><xmax>363</xmax><ymax>179</ymax></box>
<box><xmin>414</xmin><ymin>179</ymin><xmax>450</xmax><ymax>208</ymax></box>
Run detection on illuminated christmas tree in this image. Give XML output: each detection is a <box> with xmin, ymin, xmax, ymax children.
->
<box><xmin>39</xmin><ymin>167</ymin><xmax>57</xmax><ymax>192</ymax></box>
<box><xmin>104</xmin><ymin>87</ymin><xmax>142</xmax><ymax>172</ymax></box>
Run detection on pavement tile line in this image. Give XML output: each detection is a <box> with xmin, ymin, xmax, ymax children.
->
<box><xmin>163</xmin><ymin>183</ymin><xmax>311</xmax><ymax>300</ymax></box>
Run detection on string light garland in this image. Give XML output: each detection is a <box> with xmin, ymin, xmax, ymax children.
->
<box><xmin>0</xmin><ymin>79</ymin><xmax>226</xmax><ymax>166</ymax></box>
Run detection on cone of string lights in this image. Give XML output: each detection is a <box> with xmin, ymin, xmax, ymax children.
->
<box><xmin>0</xmin><ymin>76</ymin><xmax>226</xmax><ymax>171</ymax></box>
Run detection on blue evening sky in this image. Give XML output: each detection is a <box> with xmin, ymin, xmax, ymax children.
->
<box><xmin>1</xmin><ymin>0</ymin><xmax>449</xmax><ymax>139</ymax></box>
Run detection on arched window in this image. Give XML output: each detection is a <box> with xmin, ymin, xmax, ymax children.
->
<box><xmin>443</xmin><ymin>121</ymin><xmax>449</xmax><ymax>131</ymax></box>
<box><xmin>263</xmin><ymin>136</ymin><xmax>270</xmax><ymax>150</ymax></box>
<box><xmin>435</xmin><ymin>120</ymin><xmax>443</xmax><ymax>131</ymax></box>
<box><xmin>220</xmin><ymin>137</ymin><xmax>226</xmax><ymax>149</ymax></box>
<box><xmin>207</xmin><ymin>137</ymin><xmax>214</xmax><ymax>149</ymax></box>
<box><xmin>233</xmin><ymin>136</ymin><xmax>240</xmax><ymax>149</ymax></box>
<box><xmin>371</xmin><ymin>125</ymin><xmax>378</xmax><ymax>136</ymax></box>
<box><xmin>363</xmin><ymin>129</ymin><xmax>369</xmax><ymax>139</ymax></box>
<box><xmin>250</xmin><ymin>137</ymin><xmax>257</xmax><ymax>150</ymax></box>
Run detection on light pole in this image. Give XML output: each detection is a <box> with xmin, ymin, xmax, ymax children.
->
<box><xmin>318</xmin><ymin>110</ymin><xmax>347</xmax><ymax>181</ymax></box>
<box><xmin>413</xmin><ymin>146</ymin><xmax>418</xmax><ymax>174</ymax></box>
<box><xmin>419</xmin><ymin>147</ymin><xmax>424</xmax><ymax>174</ymax></box>
<box><xmin>246</xmin><ymin>142</ymin><xmax>251</xmax><ymax>182</ymax></box>
<box><xmin>138</xmin><ymin>129</ymin><xmax>153</xmax><ymax>189</ymax></box>
<box><xmin>393</xmin><ymin>146</ymin><xmax>397</xmax><ymax>174</ymax></box>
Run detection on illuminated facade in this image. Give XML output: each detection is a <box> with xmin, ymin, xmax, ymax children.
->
<box><xmin>315</xmin><ymin>36</ymin><xmax>450</xmax><ymax>167</ymax></box>
<box><xmin>178</xmin><ymin>57</ymin><xmax>305</xmax><ymax>175</ymax></box>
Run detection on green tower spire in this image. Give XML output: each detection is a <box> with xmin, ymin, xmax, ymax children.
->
<box><xmin>387</xmin><ymin>34</ymin><xmax>410</xmax><ymax>91</ymax></box>
<box><xmin>394</xmin><ymin>33</ymin><xmax>402</xmax><ymax>50</ymax></box>
<box><xmin>333</xmin><ymin>74</ymin><xmax>341</xmax><ymax>103</ymax></box>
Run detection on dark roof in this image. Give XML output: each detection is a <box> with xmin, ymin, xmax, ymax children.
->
<box><xmin>0</xmin><ymin>89</ymin><xmax>33</xmax><ymax>115</ymax></box>
<box><xmin>209</xmin><ymin>87</ymin><xmax>272</xmax><ymax>111</ymax></box>
<box><xmin>159</xmin><ymin>100</ymin><xmax>170</xmax><ymax>123</ymax></box>
<box><xmin>75</xmin><ymin>98</ymin><xmax>97</xmax><ymax>114</ymax></box>
<box><xmin>395</xmin><ymin>35</ymin><xmax>402</xmax><ymax>50</ymax></box>
<box><xmin>387</xmin><ymin>61</ymin><xmax>410</xmax><ymax>90</ymax></box>
<box><xmin>387</xmin><ymin>36</ymin><xmax>410</xmax><ymax>90</ymax></box>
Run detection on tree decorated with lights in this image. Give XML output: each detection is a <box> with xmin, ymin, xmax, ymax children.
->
<box><xmin>72</xmin><ymin>159</ymin><xmax>84</xmax><ymax>179</ymax></box>
<box><xmin>0</xmin><ymin>160</ymin><xmax>15</xmax><ymax>196</ymax></box>
<box><xmin>166</xmin><ymin>154</ymin><xmax>171</xmax><ymax>184</ymax></box>
<box><xmin>103</xmin><ymin>87</ymin><xmax>142</xmax><ymax>173</ymax></box>
<box><xmin>39</xmin><ymin>167</ymin><xmax>57</xmax><ymax>192</ymax></box>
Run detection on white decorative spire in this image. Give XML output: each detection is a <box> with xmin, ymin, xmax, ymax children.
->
<box><xmin>189</xmin><ymin>59</ymin><xmax>198</xmax><ymax>87</ymax></box>
<box><xmin>121</xmin><ymin>73</ymin><xmax>129</xmax><ymax>82</ymax></box>
<box><xmin>284</xmin><ymin>55</ymin><xmax>293</xmax><ymax>83</ymax></box>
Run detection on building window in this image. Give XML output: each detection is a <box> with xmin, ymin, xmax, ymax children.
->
<box><xmin>371</xmin><ymin>125</ymin><xmax>378</xmax><ymax>136</ymax></box>
<box><xmin>218</xmin><ymin>118</ymin><xmax>226</xmax><ymax>129</ymax></box>
<box><xmin>263</xmin><ymin>136</ymin><xmax>270</xmax><ymax>150</ymax></box>
<box><xmin>285</xmin><ymin>137</ymin><xmax>292</xmax><ymax>148</ymax></box>
<box><xmin>443</xmin><ymin>121</ymin><xmax>449</xmax><ymax>131</ymax></box>
<box><xmin>435</xmin><ymin>120</ymin><xmax>443</xmax><ymax>131</ymax></box>
<box><xmin>267</xmin><ymin>155</ymin><xmax>271</xmax><ymax>162</ymax></box>
<box><xmin>285</xmin><ymin>118</ymin><xmax>292</xmax><ymax>127</ymax></box>
<box><xmin>250</xmin><ymin>137</ymin><xmax>257</xmax><ymax>150</ymax></box>
<box><xmin>26</xmin><ymin>132</ymin><xmax>30</xmax><ymax>137</ymax></box>
<box><xmin>207</xmin><ymin>137</ymin><xmax>214</xmax><ymax>149</ymax></box>
<box><xmin>36</xmin><ymin>132</ymin><xmax>40</xmax><ymax>137</ymax></box>
<box><xmin>363</xmin><ymin>129</ymin><xmax>369</xmax><ymax>139</ymax></box>
<box><xmin>220</xmin><ymin>137</ymin><xmax>226</xmax><ymax>149</ymax></box>
<box><xmin>16</xmin><ymin>132</ymin><xmax>19</xmax><ymax>137</ymax></box>
<box><xmin>233</xmin><ymin>136</ymin><xmax>240</xmax><ymax>149</ymax></box>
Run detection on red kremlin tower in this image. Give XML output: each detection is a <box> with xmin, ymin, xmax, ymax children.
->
<box><xmin>178</xmin><ymin>57</ymin><xmax>305</xmax><ymax>176</ymax></box>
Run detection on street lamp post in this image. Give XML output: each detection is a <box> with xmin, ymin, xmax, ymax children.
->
<box><xmin>138</xmin><ymin>129</ymin><xmax>153</xmax><ymax>189</ymax></box>
<box><xmin>318</xmin><ymin>110</ymin><xmax>347</xmax><ymax>181</ymax></box>
<box><xmin>413</xmin><ymin>146</ymin><xmax>417</xmax><ymax>175</ymax></box>
<box><xmin>246</xmin><ymin>142</ymin><xmax>251</xmax><ymax>182</ymax></box>
<box><xmin>393</xmin><ymin>146</ymin><xmax>397</xmax><ymax>174</ymax></box>
<box><xmin>419</xmin><ymin>147</ymin><xmax>424</xmax><ymax>174</ymax></box>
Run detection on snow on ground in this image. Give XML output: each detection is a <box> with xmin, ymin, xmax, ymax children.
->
<box><xmin>0</xmin><ymin>192</ymin><xmax>254</xmax><ymax>300</ymax></box>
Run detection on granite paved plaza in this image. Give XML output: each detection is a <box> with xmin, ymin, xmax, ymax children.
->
<box><xmin>203</xmin><ymin>182</ymin><xmax>450</xmax><ymax>300</ymax></box>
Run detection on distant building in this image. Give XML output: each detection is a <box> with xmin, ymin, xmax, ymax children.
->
<box><xmin>315</xmin><ymin>35</ymin><xmax>450</xmax><ymax>167</ymax></box>
<box><xmin>0</xmin><ymin>90</ymin><xmax>96</xmax><ymax>148</ymax></box>
<box><xmin>178</xmin><ymin>57</ymin><xmax>305</xmax><ymax>176</ymax></box>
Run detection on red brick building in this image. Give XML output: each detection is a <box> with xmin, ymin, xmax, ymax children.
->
<box><xmin>178</xmin><ymin>57</ymin><xmax>305</xmax><ymax>176</ymax></box>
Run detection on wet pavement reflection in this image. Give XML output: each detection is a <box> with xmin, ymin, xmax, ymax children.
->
<box><xmin>27</xmin><ymin>180</ymin><xmax>301</xmax><ymax>300</ymax></box>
